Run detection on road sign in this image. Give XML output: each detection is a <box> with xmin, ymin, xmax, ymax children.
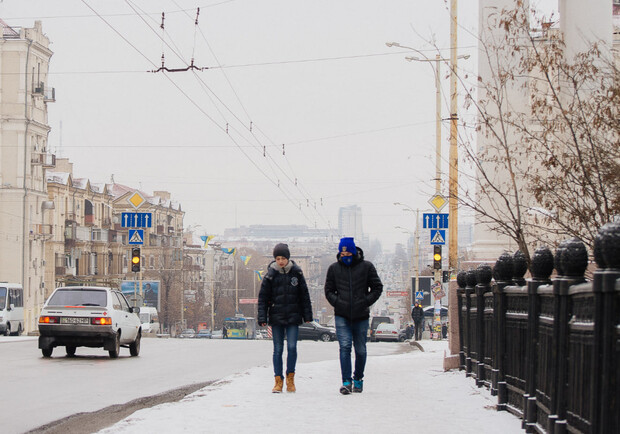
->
<box><xmin>430</xmin><ymin>229</ymin><xmax>446</xmax><ymax>245</ymax></box>
<box><xmin>415</xmin><ymin>291</ymin><xmax>424</xmax><ymax>300</ymax></box>
<box><xmin>128</xmin><ymin>229</ymin><xmax>144</xmax><ymax>245</ymax></box>
<box><xmin>127</xmin><ymin>191</ymin><xmax>146</xmax><ymax>210</ymax></box>
<box><xmin>428</xmin><ymin>194</ymin><xmax>447</xmax><ymax>212</ymax></box>
<box><xmin>423</xmin><ymin>213</ymin><xmax>449</xmax><ymax>229</ymax></box>
<box><xmin>122</xmin><ymin>212</ymin><xmax>152</xmax><ymax>228</ymax></box>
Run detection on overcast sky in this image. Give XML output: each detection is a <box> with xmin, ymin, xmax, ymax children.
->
<box><xmin>2</xmin><ymin>0</ymin><xmax>557</xmax><ymax>250</ymax></box>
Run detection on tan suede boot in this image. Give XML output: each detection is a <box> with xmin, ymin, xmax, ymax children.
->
<box><xmin>272</xmin><ymin>376</ymin><xmax>283</xmax><ymax>393</ymax></box>
<box><xmin>286</xmin><ymin>372</ymin><xmax>296</xmax><ymax>393</ymax></box>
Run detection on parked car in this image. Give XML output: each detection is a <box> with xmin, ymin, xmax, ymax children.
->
<box><xmin>298</xmin><ymin>322</ymin><xmax>337</xmax><ymax>342</ymax></box>
<box><xmin>178</xmin><ymin>328</ymin><xmax>196</xmax><ymax>338</ymax></box>
<box><xmin>369</xmin><ymin>316</ymin><xmax>392</xmax><ymax>342</ymax></box>
<box><xmin>195</xmin><ymin>329</ymin><xmax>212</xmax><ymax>339</ymax></box>
<box><xmin>38</xmin><ymin>286</ymin><xmax>141</xmax><ymax>358</ymax></box>
<box><xmin>374</xmin><ymin>323</ymin><xmax>402</xmax><ymax>342</ymax></box>
<box><xmin>211</xmin><ymin>329</ymin><xmax>223</xmax><ymax>339</ymax></box>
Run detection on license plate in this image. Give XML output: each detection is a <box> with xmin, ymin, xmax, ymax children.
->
<box><xmin>60</xmin><ymin>317</ymin><xmax>89</xmax><ymax>324</ymax></box>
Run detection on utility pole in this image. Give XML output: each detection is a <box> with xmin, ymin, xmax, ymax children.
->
<box><xmin>448</xmin><ymin>0</ymin><xmax>459</xmax><ymax>272</ymax></box>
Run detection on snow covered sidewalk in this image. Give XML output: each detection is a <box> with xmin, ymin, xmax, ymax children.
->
<box><xmin>100</xmin><ymin>341</ymin><xmax>522</xmax><ymax>434</ymax></box>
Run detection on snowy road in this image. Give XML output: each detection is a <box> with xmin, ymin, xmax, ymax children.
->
<box><xmin>1</xmin><ymin>336</ymin><xmax>406</xmax><ymax>433</ymax></box>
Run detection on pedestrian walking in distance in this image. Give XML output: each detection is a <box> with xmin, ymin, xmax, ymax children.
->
<box><xmin>411</xmin><ymin>301</ymin><xmax>424</xmax><ymax>341</ymax></box>
<box><xmin>324</xmin><ymin>237</ymin><xmax>383</xmax><ymax>395</ymax></box>
<box><xmin>258</xmin><ymin>243</ymin><xmax>313</xmax><ymax>393</ymax></box>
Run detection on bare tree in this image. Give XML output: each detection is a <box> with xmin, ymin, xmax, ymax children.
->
<box><xmin>457</xmin><ymin>1</ymin><xmax>619</xmax><ymax>264</ymax></box>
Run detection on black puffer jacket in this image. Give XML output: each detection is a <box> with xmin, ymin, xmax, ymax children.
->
<box><xmin>324</xmin><ymin>247</ymin><xmax>383</xmax><ymax>321</ymax></box>
<box><xmin>411</xmin><ymin>305</ymin><xmax>424</xmax><ymax>322</ymax></box>
<box><xmin>257</xmin><ymin>260</ymin><xmax>313</xmax><ymax>326</ymax></box>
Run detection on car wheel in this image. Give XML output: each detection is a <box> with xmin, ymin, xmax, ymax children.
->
<box><xmin>42</xmin><ymin>348</ymin><xmax>53</xmax><ymax>358</ymax></box>
<box><xmin>109</xmin><ymin>332</ymin><xmax>121</xmax><ymax>359</ymax></box>
<box><xmin>4</xmin><ymin>323</ymin><xmax>10</xmax><ymax>336</ymax></box>
<box><xmin>16</xmin><ymin>323</ymin><xmax>22</xmax><ymax>336</ymax></box>
<box><xmin>320</xmin><ymin>333</ymin><xmax>330</xmax><ymax>342</ymax></box>
<box><xmin>66</xmin><ymin>346</ymin><xmax>76</xmax><ymax>357</ymax></box>
<box><xmin>130</xmin><ymin>332</ymin><xmax>141</xmax><ymax>357</ymax></box>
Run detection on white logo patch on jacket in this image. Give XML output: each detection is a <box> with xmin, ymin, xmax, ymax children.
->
<box><xmin>291</xmin><ymin>277</ymin><xmax>299</xmax><ymax>286</ymax></box>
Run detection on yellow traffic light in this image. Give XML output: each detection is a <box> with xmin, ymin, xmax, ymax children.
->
<box><xmin>131</xmin><ymin>247</ymin><xmax>141</xmax><ymax>272</ymax></box>
<box><xmin>433</xmin><ymin>245</ymin><xmax>442</xmax><ymax>270</ymax></box>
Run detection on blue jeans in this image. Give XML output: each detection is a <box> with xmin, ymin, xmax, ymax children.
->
<box><xmin>271</xmin><ymin>324</ymin><xmax>299</xmax><ymax>377</ymax></box>
<box><xmin>335</xmin><ymin>316</ymin><xmax>369</xmax><ymax>383</ymax></box>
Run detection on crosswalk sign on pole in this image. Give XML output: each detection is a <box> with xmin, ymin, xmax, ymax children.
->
<box><xmin>430</xmin><ymin>229</ymin><xmax>446</xmax><ymax>245</ymax></box>
<box><xmin>129</xmin><ymin>229</ymin><xmax>144</xmax><ymax>245</ymax></box>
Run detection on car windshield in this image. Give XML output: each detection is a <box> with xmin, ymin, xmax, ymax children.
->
<box><xmin>0</xmin><ymin>288</ymin><xmax>6</xmax><ymax>309</ymax></box>
<box><xmin>47</xmin><ymin>288</ymin><xmax>107</xmax><ymax>307</ymax></box>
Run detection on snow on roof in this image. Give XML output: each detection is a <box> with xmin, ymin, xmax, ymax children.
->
<box><xmin>0</xmin><ymin>18</ymin><xmax>19</xmax><ymax>38</ymax></box>
<box><xmin>72</xmin><ymin>178</ymin><xmax>89</xmax><ymax>190</ymax></box>
<box><xmin>90</xmin><ymin>182</ymin><xmax>106</xmax><ymax>194</ymax></box>
<box><xmin>45</xmin><ymin>171</ymin><xmax>71</xmax><ymax>185</ymax></box>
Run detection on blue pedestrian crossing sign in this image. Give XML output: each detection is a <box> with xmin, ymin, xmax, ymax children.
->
<box><xmin>128</xmin><ymin>229</ymin><xmax>144</xmax><ymax>245</ymax></box>
<box><xmin>122</xmin><ymin>212</ymin><xmax>153</xmax><ymax>228</ymax></box>
<box><xmin>415</xmin><ymin>291</ymin><xmax>424</xmax><ymax>300</ymax></box>
<box><xmin>423</xmin><ymin>213</ymin><xmax>449</xmax><ymax>229</ymax></box>
<box><xmin>430</xmin><ymin>229</ymin><xmax>446</xmax><ymax>245</ymax></box>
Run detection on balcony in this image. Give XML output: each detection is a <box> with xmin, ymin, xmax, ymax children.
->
<box><xmin>30</xmin><ymin>224</ymin><xmax>52</xmax><ymax>240</ymax></box>
<box><xmin>84</xmin><ymin>214</ymin><xmax>95</xmax><ymax>226</ymax></box>
<box><xmin>33</xmin><ymin>82</ymin><xmax>56</xmax><ymax>102</ymax></box>
<box><xmin>31</xmin><ymin>152</ymin><xmax>56</xmax><ymax>168</ymax></box>
<box><xmin>101</xmin><ymin>217</ymin><xmax>112</xmax><ymax>228</ymax></box>
<box><xmin>65</xmin><ymin>212</ymin><xmax>77</xmax><ymax>223</ymax></box>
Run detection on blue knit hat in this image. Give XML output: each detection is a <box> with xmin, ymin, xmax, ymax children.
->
<box><xmin>338</xmin><ymin>237</ymin><xmax>357</xmax><ymax>256</ymax></box>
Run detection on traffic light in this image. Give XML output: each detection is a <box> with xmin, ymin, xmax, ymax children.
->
<box><xmin>131</xmin><ymin>247</ymin><xmax>141</xmax><ymax>272</ymax></box>
<box><xmin>433</xmin><ymin>245</ymin><xmax>442</xmax><ymax>270</ymax></box>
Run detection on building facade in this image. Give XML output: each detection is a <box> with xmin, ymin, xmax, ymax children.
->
<box><xmin>0</xmin><ymin>20</ymin><xmax>56</xmax><ymax>332</ymax></box>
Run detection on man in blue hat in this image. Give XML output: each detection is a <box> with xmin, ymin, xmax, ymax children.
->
<box><xmin>324</xmin><ymin>237</ymin><xmax>383</xmax><ymax>395</ymax></box>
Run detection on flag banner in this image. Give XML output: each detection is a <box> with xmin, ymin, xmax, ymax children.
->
<box><xmin>222</xmin><ymin>247</ymin><xmax>236</xmax><ymax>256</ymax></box>
<box><xmin>254</xmin><ymin>270</ymin><xmax>265</xmax><ymax>281</ymax></box>
<box><xmin>200</xmin><ymin>235</ymin><xmax>215</xmax><ymax>248</ymax></box>
<box><xmin>240</xmin><ymin>255</ymin><xmax>252</xmax><ymax>265</ymax></box>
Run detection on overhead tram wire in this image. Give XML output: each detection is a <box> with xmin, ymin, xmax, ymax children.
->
<box><xmin>164</xmin><ymin>3</ymin><xmax>332</xmax><ymax>226</ymax></box>
<box><xmin>81</xmin><ymin>0</ymin><xmax>319</xmax><ymax>227</ymax></box>
<box><xmin>171</xmin><ymin>5</ymin><xmax>335</xmax><ymax>229</ymax></box>
<box><xmin>124</xmin><ymin>1</ymin><xmax>228</xmax><ymax>124</ymax></box>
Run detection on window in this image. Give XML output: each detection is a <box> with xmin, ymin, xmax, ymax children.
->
<box><xmin>149</xmin><ymin>255</ymin><xmax>155</xmax><ymax>269</ymax></box>
<box><xmin>117</xmin><ymin>292</ymin><xmax>131</xmax><ymax>312</ymax></box>
<box><xmin>112</xmin><ymin>292</ymin><xmax>122</xmax><ymax>310</ymax></box>
<box><xmin>47</xmin><ymin>288</ymin><xmax>107</xmax><ymax>307</ymax></box>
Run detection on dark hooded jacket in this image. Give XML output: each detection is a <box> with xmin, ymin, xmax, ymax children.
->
<box><xmin>324</xmin><ymin>247</ymin><xmax>383</xmax><ymax>321</ymax></box>
<box><xmin>411</xmin><ymin>304</ymin><xmax>424</xmax><ymax>322</ymax></box>
<box><xmin>257</xmin><ymin>260</ymin><xmax>313</xmax><ymax>326</ymax></box>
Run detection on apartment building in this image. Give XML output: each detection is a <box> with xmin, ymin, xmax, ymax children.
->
<box><xmin>0</xmin><ymin>20</ymin><xmax>56</xmax><ymax>332</ymax></box>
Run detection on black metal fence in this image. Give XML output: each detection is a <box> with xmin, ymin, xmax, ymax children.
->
<box><xmin>457</xmin><ymin>222</ymin><xmax>619</xmax><ymax>434</ymax></box>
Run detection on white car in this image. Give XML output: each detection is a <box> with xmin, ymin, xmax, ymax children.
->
<box><xmin>374</xmin><ymin>323</ymin><xmax>402</xmax><ymax>342</ymax></box>
<box><xmin>38</xmin><ymin>286</ymin><xmax>142</xmax><ymax>358</ymax></box>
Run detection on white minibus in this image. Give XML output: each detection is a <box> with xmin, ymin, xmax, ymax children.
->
<box><xmin>0</xmin><ymin>283</ymin><xmax>24</xmax><ymax>336</ymax></box>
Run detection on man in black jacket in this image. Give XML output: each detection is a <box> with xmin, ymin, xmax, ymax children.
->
<box><xmin>411</xmin><ymin>301</ymin><xmax>424</xmax><ymax>341</ymax></box>
<box><xmin>324</xmin><ymin>237</ymin><xmax>383</xmax><ymax>395</ymax></box>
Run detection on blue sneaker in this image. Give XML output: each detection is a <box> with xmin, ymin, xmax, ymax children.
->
<box><xmin>340</xmin><ymin>381</ymin><xmax>352</xmax><ymax>395</ymax></box>
<box><xmin>353</xmin><ymin>379</ymin><xmax>363</xmax><ymax>393</ymax></box>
